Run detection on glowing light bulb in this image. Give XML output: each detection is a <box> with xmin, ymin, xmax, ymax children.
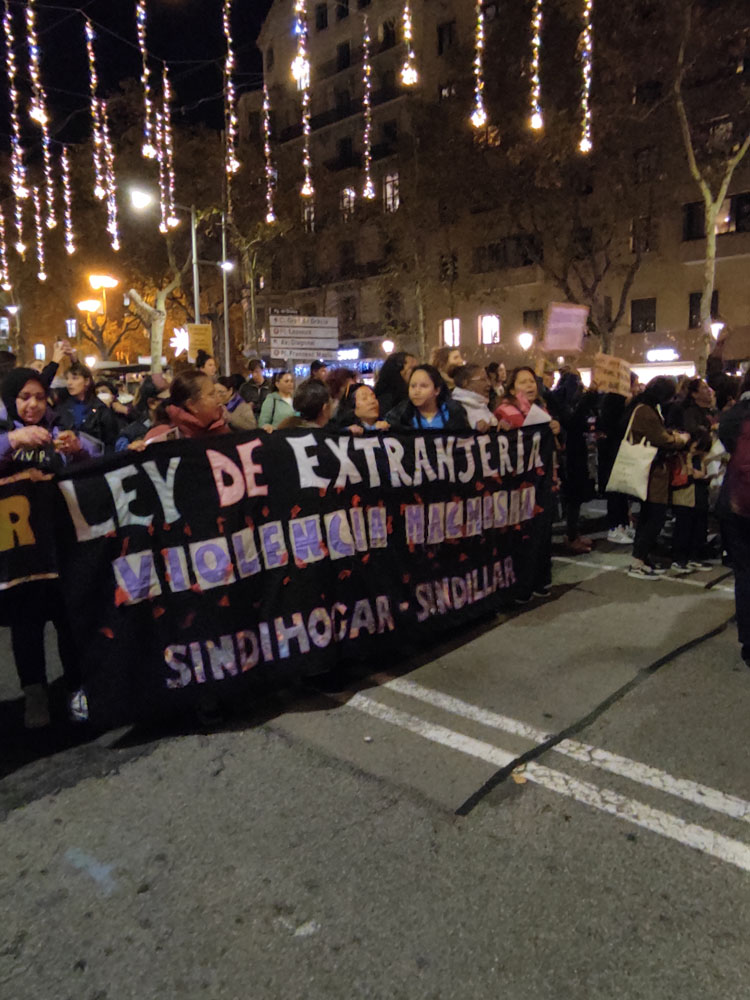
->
<box><xmin>529</xmin><ymin>0</ymin><xmax>544</xmax><ymax>131</ymax></box>
<box><xmin>362</xmin><ymin>18</ymin><xmax>375</xmax><ymax>200</ymax></box>
<box><xmin>401</xmin><ymin>3</ymin><xmax>417</xmax><ymax>86</ymax></box>
<box><xmin>471</xmin><ymin>1</ymin><xmax>487</xmax><ymax>130</ymax></box>
<box><xmin>579</xmin><ymin>0</ymin><xmax>594</xmax><ymax>154</ymax></box>
<box><xmin>262</xmin><ymin>84</ymin><xmax>276</xmax><ymax>223</ymax></box>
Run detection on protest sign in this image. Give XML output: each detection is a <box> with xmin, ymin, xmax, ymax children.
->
<box><xmin>543</xmin><ymin>303</ymin><xmax>589</xmax><ymax>353</ymax></box>
<box><xmin>1</xmin><ymin>429</ymin><xmax>552</xmax><ymax>728</ymax></box>
<box><xmin>593</xmin><ymin>353</ymin><xmax>631</xmax><ymax>396</ymax></box>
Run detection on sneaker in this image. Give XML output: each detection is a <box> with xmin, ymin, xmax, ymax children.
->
<box><xmin>687</xmin><ymin>560</ymin><xmax>712</xmax><ymax>572</ymax></box>
<box><xmin>627</xmin><ymin>564</ymin><xmax>663</xmax><ymax>580</ymax></box>
<box><xmin>670</xmin><ymin>562</ymin><xmax>694</xmax><ymax>576</ymax></box>
<box><xmin>514</xmin><ymin>594</ymin><xmax>531</xmax><ymax>605</ymax></box>
<box><xmin>533</xmin><ymin>585</ymin><xmax>552</xmax><ymax>598</ymax></box>
<box><xmin>69</xmin><ymin>689</ymin><xmax>89</xmax><ymax>723</ymax></box>
<box><xmin>23</xmin><ymin>684</ymin><xmax>50</xmax><ymax>729</ymax></box>
<box><xmin>625</xmin><ymin>524</ymin><xmax>636</xmax><ymax>540</ymax></box>
<box><xmin>607</xmin><ymin>527</ymin><xmax>632</xmax><ymax>545</ymax></box>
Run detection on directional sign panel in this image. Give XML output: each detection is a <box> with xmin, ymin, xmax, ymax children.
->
<box><xmin>270</xmin><ymin>315</ymin><xmax>339</xmax><ymax>359</ymax></box>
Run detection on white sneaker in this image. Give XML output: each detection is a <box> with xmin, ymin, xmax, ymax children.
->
<box><xmin>627</xmin><ymin>564</ymin><xmax>662</xmax><ymax>580</ymax></box>
<box><xmin>607</xmin><ymin>527</ymin><xmax>632</xmax><ymax>545</ymax></box>
<box><xmin>69</xmin><ymin>689</ymin><xmax>89</xmax><ymax>723</ymax></box>
<box><xmin>625</xmin><ymin>524</ymin><xmax>636</xmax><ymax>539</ymax></box>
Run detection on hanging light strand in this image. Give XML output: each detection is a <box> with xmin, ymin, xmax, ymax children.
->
<box><xmin>85</xmin><ymin>19</ymin><xmax>106</xmax><ymax>201</ymax></box>
<box><xmin>100</xmin><ymin>101</ymin><xmax>120</xmax><ymax>252</ymax></box>
<box><xmin>223</xmin><ymin>0</ymin><xmax>240</xmax><ymax>181</ymax></box>
<box><xmin>262</xmin><ymin>84</ymin><xmax>276</xmax><ymax>223</ymax></box>
<box><xmin>32</xmin><ymin>186</ymin><xmax>46</xmax><ymax>281</ymax></box>
<box><xmin>162</xmin><ymin>66</ymin><xmax>178</xmax><ymax>229</ymax></box>
<box><xmin>530</xmin><ymin>0</ymin><xmax>544</xmax><ymax>130</ymax></box>
<box><xmin>579</xmin><ymin>0</ymin><xmax>593</xmax><ymax>153</ymax></box>
<box><xmin>61</xmin><ymin>146</ymin><xmax>75</xmax><ymax>256</ymax></box>
<box><xmin>155</xmin><ymin>107</ymin><xmax>169</xmax><ymax>234</ymax></box>
<box><xmin>401</xmin><ymin>2</ymin><xmax>417</xmax><ymax>86</ymax></box>
<box><xmin>362</xmin><ymin>17</ymin><xmax>375</xmax><ymax>200</ymax></box>
<box><xmin>4</xmin><ymin>0</ymin><xmax>27</xmax><ymax>257</ymax></box>
<box><xmin>293</xmin><ymin>0</ymin><xmax>313</xmax><ymax>197</ymax></box>
<box><xmin>470</xmin><ymin>0</ymin><xmax>487</xmax><ymax>128</ymax></box>
<box><xmin>136</xmin><ymin>0</ymin><xmax>157</xmax><ymax>159</ymax></box>
<box><xmin>0</xmin><ymin>207</ymin><xmax>12</xmax><ymax>290</ymax></box>
<box><xmin>25</xmin><ymin>0</ymin><xmax>56</xmax><ymax>228</ymax></box>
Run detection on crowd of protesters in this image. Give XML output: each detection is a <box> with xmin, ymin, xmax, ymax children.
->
<box><xmin>1</xmin><ymin>335</ymin><xmax>749</xmax><ymax>731</ymax></box>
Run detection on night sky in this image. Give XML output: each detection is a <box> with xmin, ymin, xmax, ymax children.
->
<box><xmin>7</xmin><ymin>0</ymin><xmax>275</xmax><ymax>143</ymax></box>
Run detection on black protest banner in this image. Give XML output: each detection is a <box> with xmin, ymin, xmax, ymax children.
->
<box><xmin>0</xmin><ymin>472</ymin><xmax>60</xmax><ymax>620</ymax></box>
<box><xmin>55</xmin><ymin>427</ymin><xmax>553</xmax><ymax>728</ymax></box>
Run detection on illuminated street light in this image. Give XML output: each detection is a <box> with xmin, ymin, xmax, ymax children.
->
<box><xmin>382</xmin><ymin>339</ymin><xmax>395</xmax><ymax>355</ymax></box>
<box><xmin>710</xmin><ymin>321</ymin><xmax>725</xmax><ymax>340</ymax></box>
<box><xmin>219</xmin><ymin>260</ymin><xmax>235</xmax><ymax>272</ymax></box>
<box><xmin>518</xmin><ymin>331</ymin><xmax>534</xmax><ymax>351</ymax></box>
<box><xmin>6</xmin><ymin>304</ymin><xmax>19</xmax><ymax>317</ymax></box>
<box><xmin>84</xmin><ymin>355</ymin><xmax>97</xmax><ymax>368</ymax></box>
<box><xmin>77</xmin><ymin>299</ymin><xmax>103</xmax><ymax>314</ymax></box>
<box><xmin>89</xmin><ymin>273</ymin><xmax>119</xmax><ymax>290</ymax></box>
<box><xmin>130</xmin><ymin>187</ymin><xmax>155</xmax><ymax>211</ymax></box>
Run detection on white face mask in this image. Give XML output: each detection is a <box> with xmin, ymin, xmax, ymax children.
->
<box><xmin>97</xmin><ymin>391</ymin><xmax>114</xmax><ymax>405</ymax></box>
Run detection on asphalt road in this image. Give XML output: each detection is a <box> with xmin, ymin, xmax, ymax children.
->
<box><xmin>0</xmin><ymin>521</ymin><xmax>748</xmax><ymax>1000</ymax></box>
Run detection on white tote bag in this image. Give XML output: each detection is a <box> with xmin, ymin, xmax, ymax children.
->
<box><xmin>605</xmin><ymin>405</ymin><xmax>658</xmax><ymax>501</ymax></box>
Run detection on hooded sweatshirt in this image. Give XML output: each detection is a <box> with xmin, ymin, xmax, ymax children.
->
<box><xmin>452</xmin><ymin>387</ymin><xmax>498</xmax><ymax>430</ymax></box>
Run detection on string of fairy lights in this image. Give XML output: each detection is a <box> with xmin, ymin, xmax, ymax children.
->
<box><xmin>0</xmin><ymin>0</ymin><xmax>598</xmax><ymax>291</ymax></box>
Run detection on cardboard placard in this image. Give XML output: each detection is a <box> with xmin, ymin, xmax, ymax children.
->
<box><xmin>593</xmin><ymin>353</ymin><xmax>631</xmax><ymax>396</ymax></box>
<box><xmin>542</xmin><ymin>303</ymin><xmax>589</xmax><ymax>353</ymax></box>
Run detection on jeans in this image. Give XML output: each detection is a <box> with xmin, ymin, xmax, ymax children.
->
<box><xmin>633</xmin><ymin>502</ymin><xmax>668</xmax><ymax>564</ymax></box>
<box><xmin>721</xmin><ymin>514</ymin><xmax>750</xmax><ymax>648</ymax></box>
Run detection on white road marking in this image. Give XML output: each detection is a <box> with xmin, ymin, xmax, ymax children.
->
<box><xmin>341</xmin><ymin>692</ymin><xmax>750</xmax><ymax>873</ymax></box>
<box><xmin>371</xmin><ymin>676</ymin><xmax>750</xmax><ymax>825</ymax></box>
<box><xmin>552</xmin><ymin>555</ymin><xmax>735</xmax><ymax>593</ymax></box>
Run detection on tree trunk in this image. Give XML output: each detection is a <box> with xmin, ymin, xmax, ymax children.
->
<box><xmin>699</xmin><ymin>202</ymin><xmax>719</xmax><ymax>375</ymax></box>
<box><xmin>414</xmin><ymin>272</ymin><xmax>426</xmax><ymax>359</ymax></box>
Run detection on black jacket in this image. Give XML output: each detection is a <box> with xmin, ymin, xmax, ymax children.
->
<box><xmin>385</xmin><ymin>398</ymin><xmax>471</xmax><ymax>432</ymax></box>
<box><xmin>239</xmin><ymin>379</ymin><xmax>271</xmax><ymax>415</ymax></box>
<box><xmin>55</xmin><ymin>395</ymin><xmax>120</xmax><ymax>449</ymax></box>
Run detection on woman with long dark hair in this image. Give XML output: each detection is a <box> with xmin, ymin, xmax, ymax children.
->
<box><xmin>375</xmin><ymin>352</ymin><xmax>417</xmax><ymax>415</ymax></box>
<box><xmin>145</xmin><ymin>370</ymin><xmax>229</xmax><ymax>442</ymax></box>
<box><xmin>55</xmin><ymin>361</ymin><xmax>120</xmax><ymax>451</ymax></box>
<box><xmin>385</xmin><ymin>364</ymin><xmax>470</xmax><ymax>431</ymax></box>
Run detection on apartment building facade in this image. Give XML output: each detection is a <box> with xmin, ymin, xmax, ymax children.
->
<box><xmin>240</xmin><ymin>0</ymin><xmax>750</xmax><ymax>377</ymax></box>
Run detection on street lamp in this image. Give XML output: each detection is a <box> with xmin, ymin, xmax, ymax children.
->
<box><xmin>518</xmin><ymin>331</ymin><xmax>534</xmax><ymax>351</ymax></box>
<box><xmin>77</xmin><ymin>299</ymin><xmax>102</xmax><ymax>315</ymax></box>
<box><xmin>710</xmin><ymin>321</ymin><xmax>725</xmax><ymax>340</ymax></box>
<box><xmin>382</xmin><ymin>339</ymin><xmax>395</xmax><ymax>355</ymax></box>
<box><xmin>89</xmin><ymin>274</ymin><xmax>119</xmax><ymax>291</ymax></box>
<box><xmin>130</xmin><ymin>186</ymin><xmax>201</xmax><ymax>328</ymax></box>
<box><xmin>5</xmin><ymin>304</ymin><xmax>20</xmax><ymax>351</ymax></box>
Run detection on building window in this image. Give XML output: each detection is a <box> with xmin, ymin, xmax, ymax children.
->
<box><xmin>266</xmin><ymin>47</ymin><xmax>275</xmax><ymax>71</ymax></box>
<box><xmin>33</xmin><ymin>342</ymin><xmax>46</xmax><ymax>360</ymax></box>
<box><xmin>337</xmin><ymin>42</ymin><xmax>351</xmax><ymax>71</ymax></box>
<box><xmin>337</xmin><ymin>136</ymin><xmax>354</xmax><ymax>163</ymax></box>
<box><xmin>479</xmin><ymin>315</ymin><xmax>500</xmax><ymax>345</ymax></box>
<box><xmin>439</xmin><ymin>252</ymin><xmax>458</xmax><ymax>282</ymax></box>
<box><xmin>382</xmin><ymin>119</ymin><xmax>398</xmax><ymax>142</ymax></box>
<box><xmin>688</xmin><ymin>290</ymin><xmax>719</xmax><ymax>329</ymax></box>
<box><xmin>384</xmin><ymin>171</ymin><xmax>400</xmax><ymax>212</ymax></box>
<box><xmin>437</xmin><ymin>20</ymin><xmax>457</xmax><ymax>56</ymax></box>
<box><xmin>715</xmin><ymin>192</ymin><xmax>750</xmax><ymax>235</ymax></box>
<box><xmin>337</xmin><ymin>0</ymin><xmax>349</xmax><ymax>19</ymax></box>
<box><xmin>340</xmin><ymin>186</ymin><xmax>356</xmax><ymax>220</ymax></box>
<box><xmin>302</xmin><ymin>201</ymin><xmax>315</xmax><ymax>233</ymax></box>
<box><xmin>472</xmin><ymin>235</ymin><xmax>541</xmax><ymax>273</ymax></box>
<box><xmin>295</xmin><ymin>60</ymin><xmax>310</xmax><ymax>90</ymax></box>
<box><xmin>315</xmin><ymin>3</ymin><xmax>328</xmax><ymax>30</ymax></box>
<box><xmin>439</xmin><ymin>82</ymin><xmax>457</xmax><ymax>100</ymax></box>
<box><xmin>379</xmin><ymin>20</ymin><xmax>397</xmax><ymax>50</ymax></box>
<box><xmin>441</xmin><ymin>318</ymin><xmax>460</xmax><ymax>347</ymax></box>
<box><xmin>683</xmin><ymin>202</ymin><xmax>704</xmax><ymax>241</ymax></box>
<box><xmin>335</xmin><ymin>87</ymin><xmax>352</xmax><ymax>115</ymax></box>
<box><xmin>630</xmin><ymin>297</ymin><xmax>656</xmax><ymax>334</ymax></box>
<box><xmin>634</xmin><ymin>146</ymin><xmax>655</xmax><ymax>183</ymax></box>
<box><xmin>339</xmin><ymin>241</ymin><xmax>356</xmax><ymax>278</ymax></box>
<box><xmin>523</xmin><ymin>309</ymin><xmax>544</xmax><ymax>335</ymax></box>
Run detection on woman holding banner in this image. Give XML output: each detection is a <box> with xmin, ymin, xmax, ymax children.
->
<box><xmin>145</xmin><ymin>371</ymin><xmax>229</xmax><ymax>443</ymax></box>
<box><xmin>385</xmin><ymin>364</ymin><xmax>470</xmax><ymax>432</ymax></box>
<box><xmin>0</xmin><ymin>368</ymin><xmax>88</xmax><ymax>727</ymax></box>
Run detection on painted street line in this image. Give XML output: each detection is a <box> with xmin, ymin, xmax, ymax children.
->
<box><xmin>341</xmin><ymin>692</ymin><xmax>750</xmax><ymax>873</ymax></box>
<box><xmin>552</xmin><ymin>555</ymin><xmax>735</xmax><ymax>593</ymax></box>
<box><xmin>371</xmin><ymin>675</ymin><xmax>750</xmax><ymax>825</ymax></box>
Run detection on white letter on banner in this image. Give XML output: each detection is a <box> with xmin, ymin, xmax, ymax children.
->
<box><xmin>289</xmin><ymin>516</ymin><xmax>325</xmax><ymax>564</ymax></box>
<box><xmin>456</xmin><ymin>438</ymin><xmax>476</xmax><ymax>484</ymax></box>
<box><xmin>427</xmin><ymin>503</ymin><xmax>445</xmax><ymax>544</ymax></box>
<box><xmin>286</xmin><ymin>434</ymin><xmax>330</xmax><ymax>490</ymax></box>
<box><xmin>509</xmin><ymin>490</ymin><xmax>521</xmax><ymax>526</ymax></box>
<box><xmin>236</xmin><ymin>440</ymin><xmax>269</xmax><ymax>497</ymax></box>
<box><xmin>190</xmin><ymin>538</ymin><xmax>235</xmax><ymax>590</ymax></box>
<box><xmin>404</xmin><ymin>504</ymin><xmax>425</xmax><ymax>545</ymax></box>
<box><xmin>58</xmin><ymin>479</ymin><xmax>115</xmax><ymax>542</ymax></box>
<box><xmin>237</xmin><ymin>630</ymin><xmax>260</xmax><ymax>671</ymax></box>
<box><xmin>325</xmin><ymin>437</ymin><xmax>363</xmax><ymax>488</ymax></box>
<box><xmin>104</xmin><ymin>466</ymin><xmax>153</xmax><ymax>528</ymax></box>
<box><xmin>275</xmin><ymin>613</ymin><xmax>311</xmax><ymax>658</ymax></box>
<box><xmin>516</xmin><ymin>430</ymin><xmax>525</xmax><ymax>475</ymax></box>
<box><xmin>113</xmin><ymin>551</ymin><xmax>161</xmax><ymax>604</ymax></box>
<box><xmin>207</xmin><ymin>450</ymin><xmax>245</xmax><ymax>508</ymax></box>
<box><xmin>382</xmin><ymin>437</ymin><xmax>412</xmax><ymax>487</ymax></box>
<box><xmin>325</xmin><ymin>510</ymin><xmax>355</xmax><ymax>559</ymax></box>
<box><xmin>367</xmin><ymin>506</ymin><xmax>388</xmax><ymax>548</ymax></box>
<box><xmin>349</xmin><ymin>599</ymin><xmax>376</xmax><ymax>639</ymax></box>
<box><xmin>206</xmin><ymin>636</ymin><xmax>238</xmax><ymax>679</ymax></box>
<box><xmin>477</xmin><ymin>435</ymin><xmax>497</xmax><ymax>478</ymax></box>
<box><xmin>465</xmin><ymin>497</ymin><xmax>482</xmax><ymax>537</ymax></box>
<box><xmin>527</xmin><ymin>431</ymin><xmax>543</xmax><ymax>471</ymax></box>
<box><xmin>497</xmin><ymin>435</ymin><xmax>514</xmax><ymax>476</ymax></box>
<box><xmin>233</xmin><ymin>528</ymin><xmax>261</xmax><ymax>577</ymax></box>
<box><xmin>352</xmin><ymin>437</ymin><xmax>382</xmax><ymax>487</ymax></box>
<box><xmin>165</xmin><ymin>645</ymin><xmax>192</xmax><ymax>688</ymax></box>
<box><xmin>434</xmin><ymin>437</ymin><xmax>455</xmax><ymax>481</ymax></box>
<box><xmin>142</xmin><ymin>458</ymin><xmax>181</xmax><ymax>524</ymax></box>
<box><xmin>259</xmin><ymin>522</ymin><xmax>288</xmax><ymax>570</ymax></box>
<box><xmin>412</xmin><ymin>437</ymin><xmax>437</xmax><ymax>486</ymax></box>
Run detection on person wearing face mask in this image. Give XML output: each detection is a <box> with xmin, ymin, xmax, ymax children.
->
<box><xmin>259</xmin><ymin>371</ymin><xmax>297</xmax><ymax>430</ymax></box>
<box><xmin>55</xmin><ymin>362</ymin><xmax>120</xmax><ymax>452</ymax></box>
<box><xmin>0</xmin><ymin>368</ymin><xmax>89</xmax><ymax>728</ymax></box>
<box><xmin>115</xmin><ymin>375</ymin><xmax>171</xmax><ymax>452</ymax></box>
